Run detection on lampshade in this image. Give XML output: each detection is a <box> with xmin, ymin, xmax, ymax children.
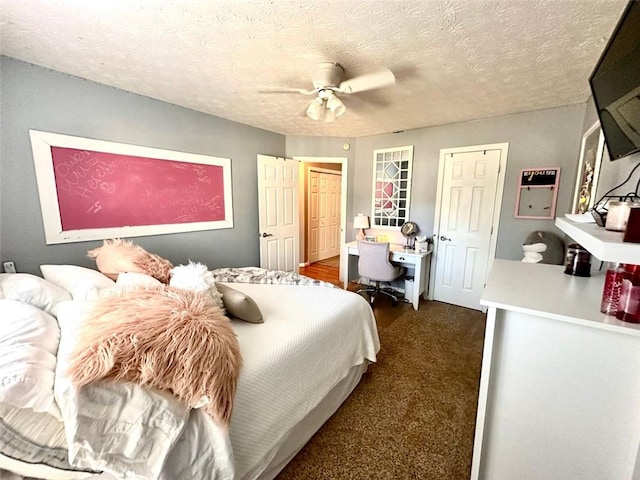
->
<box><xmin>353</xmin><ymin>215</ymin><xmax>370</xmax><ymax>229</ymax></box>
<box><xmin>322</xmin><ymin>107</ymin><xmax>335</xmax><ymax>123</ymax></box>
<box><xmin>326</xmin><ymin>92</ymin><xmax>346</xmax><ymax>117</ymax></box>
<box><xmin>354</xmin><ymin>215</ymin><xmax>369</xmax><ymax>241</ymax></box>
<box><xmin>306</xmin><ymin>91</ymin><xmax>345</xmax><ymax>122</ymax></box>
<box><xmin>306</xmin><ymin>98</ymin><xmax>324</xmax><ymax>121</ymax></box>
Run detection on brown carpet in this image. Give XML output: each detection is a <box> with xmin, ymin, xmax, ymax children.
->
<box><xmin>276</xmin><ymin>301</ymin><xmax>486</xmax><ymax>480</ymax></box>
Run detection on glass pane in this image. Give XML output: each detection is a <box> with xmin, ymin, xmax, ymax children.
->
<box><xmin>385</xmin><ymin>163</ymin><xmax>398</xmax><ymax>178</ymax></box>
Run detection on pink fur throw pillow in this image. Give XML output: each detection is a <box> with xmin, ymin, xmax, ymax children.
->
<box><xmin>87</xmin><ymin>239</ymin><xmax>173</xmax><ymax>283</ymax></box>
<box><xmin>67</xmin><ymin>286</ymin><xmax>241</xmax><ymax>428</ymax></box>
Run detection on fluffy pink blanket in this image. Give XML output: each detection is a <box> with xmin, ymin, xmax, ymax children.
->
<box><xmin>67</xmin><ymin>286</ymin><xmax>241</xmax><ymax>428</ymax></box>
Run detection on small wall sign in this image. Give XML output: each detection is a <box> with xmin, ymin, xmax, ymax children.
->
<box><xmin>514</xmin><ymin>167</ymin><xmax>561</xmax><ymax>219</ymax></box>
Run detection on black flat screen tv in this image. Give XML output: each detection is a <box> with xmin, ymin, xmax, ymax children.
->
<box><xmin>589</xmin><ymin>0</ymin><xmax>640</xmax><ymax>161</ymax></box>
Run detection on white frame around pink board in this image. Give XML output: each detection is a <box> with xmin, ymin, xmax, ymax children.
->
<box><xmin>29</xmin><ymin>130</ymin><xmax>233</xmax><ymax>244</ymax></box>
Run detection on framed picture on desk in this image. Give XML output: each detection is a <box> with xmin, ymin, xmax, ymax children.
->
<box><xmin>364</xmin><ymin>235</ymin><xmax>377</xmax><ymax>242</ymax></box>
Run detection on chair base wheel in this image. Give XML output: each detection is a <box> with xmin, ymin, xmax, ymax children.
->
<box><xmin>356</xmin><ymin>285</ymin><xmax>400</xmax><ymax>307</ymax></box>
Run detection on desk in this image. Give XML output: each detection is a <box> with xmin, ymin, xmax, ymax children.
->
<box><xmin>342</xmin><ymin>241</ymin><xmax>432</xmax><ymax>310</ymax></box>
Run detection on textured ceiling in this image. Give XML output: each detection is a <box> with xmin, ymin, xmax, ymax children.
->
<box><xmin>0</xmin><ymin>0</ymin><xmax>629</xmax><ymax>138</ymax></box>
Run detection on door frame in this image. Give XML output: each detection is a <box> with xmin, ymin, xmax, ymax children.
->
<box><xmin>293</xmin><ymin>156</ymin><xmax>348</xmax><ymax>270</ymax></box>
<box><xmin>428</xmin><ymin>142</ymin><xmax>509</xmax><ymax>301</ymax></box>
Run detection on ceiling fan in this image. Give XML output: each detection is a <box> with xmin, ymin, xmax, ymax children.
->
<box><xmin>259</xmin><ymin>62</ymin><xmax>396</xmax><ymax>122</ymax></box>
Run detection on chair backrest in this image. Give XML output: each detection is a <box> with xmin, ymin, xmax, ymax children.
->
<box><xmin>357</xmin><ymin>241</ymin><xmax>402</xmax><ymax>282</ymax></box>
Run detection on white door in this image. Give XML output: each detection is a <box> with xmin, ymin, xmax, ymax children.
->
<box><xmin>257</xmin><ymin>155</ymin><xmax>299</xmax><ymax>272</ymax></box>
<box><xmin>432</xmin><ymin>144</ymin><xmax>507</xmax><ymax>310</ymax></box>
<box><xmin>308</xmin><ymin>169</ymin><xmax>341</xmax><ymax>263</ymax></box>
<box><xmin>308</xmin><ymin>170</ymin><xmax>321</xmax><ymax>263</ymax></box>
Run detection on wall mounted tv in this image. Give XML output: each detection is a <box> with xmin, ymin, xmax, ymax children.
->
<box><xmin>589</xmin><ymin>0</ymin><xmax>640</xmax><ymax>161</ymax></box>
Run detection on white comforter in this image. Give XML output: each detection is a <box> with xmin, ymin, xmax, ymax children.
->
<box><xmin>5</xmin><ymin>282</ymin><xmax>379</xmax><ymax>480</ymax></box>
<box><xmin>228</xmin><ymin>283</ymin><xmax>379</xmax><ymax>479</ymax></box>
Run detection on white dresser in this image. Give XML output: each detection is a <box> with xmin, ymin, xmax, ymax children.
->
<box><xmin>471</xmin><ymin>218</ymin><xmax>640</xmax><ymax>480</ymax></box>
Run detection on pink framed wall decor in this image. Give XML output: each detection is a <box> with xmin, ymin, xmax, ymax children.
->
<box><xmin>514</xmin><ymin>167</ymin><xmax>561</xmax><ymax>219</ymax></box>
<box><xmin>30</xmin><ymin>130</ymin><xmax>233</xmax><ymax>244</ymax></box>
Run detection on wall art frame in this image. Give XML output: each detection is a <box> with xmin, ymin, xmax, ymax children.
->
<box><xmin>572</xmin><ymin>122</ymin><xmax>605</xmax><ymax>214</ymax></box>
<box><xmin>514</xmin><ymin>167</ymin><xmax>561</xmax><ymax>219</ymax></box>
<box><xmin>29</xmin><ymin>130</ymin><xmax>233</xmax><ymax>244</ymax></box>
<box><xmin>371</xmin><ymin>145</ymin><xmax>413</xmax><ymax>228</ymax></box>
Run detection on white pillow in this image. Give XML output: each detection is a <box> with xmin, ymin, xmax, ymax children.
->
<box><xmin>0</xmin><ymin>299</ymin><xmax>61</xmax><ymax>419</ymax></box>
<box><xmin>100</xmin><ymin>271</ymin><xmax>163</xmax><ymax>297</ymax></box>
<box><xmin>40</xmin><ymin>265</ymin><xmax>115</xmax><ymax>301</ymax></box>
<box><xmin>0</xmin><ymin>273</ymin><xmax>71</xmax><ymax>317</ymax></box>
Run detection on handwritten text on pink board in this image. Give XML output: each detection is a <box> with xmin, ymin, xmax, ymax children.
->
<box><xmin>51</xmin><ymin>146</ymin><xmax>226</xmax><ymax>231</ymax></box>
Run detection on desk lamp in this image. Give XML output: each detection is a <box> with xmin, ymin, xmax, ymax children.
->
<box><xmin>354</xmin><ymin>215</ymin><xmax>370</xmax><ymax>241</ymax></box>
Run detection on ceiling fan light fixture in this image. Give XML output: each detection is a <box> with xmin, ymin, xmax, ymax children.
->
<box><xmin>323</xmin><ymin>107</ymin><xmax>336</xmax><ymax>123</ymax></box>
<box><xmin>306</xmin><ymin>97</ymin><xmax>324</xmax><ymax>121</ymax></box>
<box><xmin>263</xmin><ymin>62</ymin><xmax>396</xmax><ymax>124</ymax></box>
<box><xmin>326</xmin><ymin>93</ymin><xmax>346</xmax><ymax>117</ymax></box>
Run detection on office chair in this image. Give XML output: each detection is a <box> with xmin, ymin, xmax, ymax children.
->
<box><xmin>355</xmin><ymin>241</ymin><xmax>405</xmax><ymax>306</ymax></box>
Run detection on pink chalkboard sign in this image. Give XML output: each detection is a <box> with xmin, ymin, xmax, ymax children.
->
<box><xmin>30</xmin><ymin>131</ymin><xmax>233</xmax><ymax>244</ymax></box>
<box><xmin>514</xmin><ymin>167</ymin><xmax>560</xmax><ymax>219</ymax></box>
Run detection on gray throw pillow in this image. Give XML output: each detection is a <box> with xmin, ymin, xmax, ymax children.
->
<box><xmin>215</xmin><ymin>282</ymin><xmax>263</xmax><ymax>324</ymax></box>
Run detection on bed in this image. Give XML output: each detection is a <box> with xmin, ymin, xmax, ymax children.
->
<box><xmin>0</xmin><ymin>260</ymin><xmax>380</xmax><ymax>480</ymax></box>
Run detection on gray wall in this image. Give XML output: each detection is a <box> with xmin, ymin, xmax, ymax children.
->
<box><xmin>286</xmin><ymin>102</ymin><xmax>640</xmax><ymax>263</ymax></box>
<box><xmin>320</xmin><ymin>104</ymin><xmax>587</xmax><ymax>260</ymax></box>
<box><xmin>4</xmin><ymin>55</ymin><xmax>638</xmax><ymax>274</ymax></box>
<box><xmin>0</xmin><ymin>57</ymin><xmax>285</xmax><ymax>275</ymax></box>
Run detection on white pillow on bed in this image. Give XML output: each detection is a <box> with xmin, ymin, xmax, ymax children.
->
<box><xmin>0</xmin><ymin>273</ymin><xmax>71</xmax><ymax>317</ymax></box>
<box><xmin>0</xmin><ymin>299</ymin><xmax>61</xmax><ymax>419</ymax></box>
<box><xmin>40</xmin><ymin>265</ymin><xmax>115</xmax><ymax>301</ymax></box>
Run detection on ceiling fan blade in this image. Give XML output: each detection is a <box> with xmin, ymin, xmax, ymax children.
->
<box><xmin>258</xmin><ymin>86</ymin><xmax>316</xmax><ymax>95</ymax></box>
<box><xmin>337</xmin><ymin>69</ymin><xmax>396</xmax><ymax>94</ymax></box>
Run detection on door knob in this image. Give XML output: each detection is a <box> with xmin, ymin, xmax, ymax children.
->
<box><xmin>440</xmin><ymin>235</ymin><xmax>451</xmax><ymax>241</ymax></box>
<box><xmin>261</xmin><ymin>232</ymin><xmax>273</xmax><ymax>238</ymax></box>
